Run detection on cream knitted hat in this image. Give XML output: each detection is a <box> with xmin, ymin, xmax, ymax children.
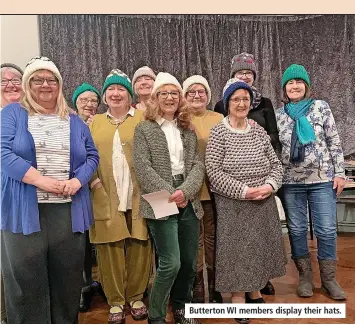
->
<box><xmin>151</xmin><ymin>72</ymin><xmax>182</xmax><ymax>95</ymax></box>
<box><xmin>182</xmin><ymin>75</ymin><xmax>211</xmax><ymax>105</ymax></box>
<box><xmin>22</xmin><ymin>56</ymin><xmax>62</xmax><ymax>88</ymax></box>
<box><xmin>132</xmin><ymin>66</ymin><xmax>157</xmax><ymax>87</ymax></box>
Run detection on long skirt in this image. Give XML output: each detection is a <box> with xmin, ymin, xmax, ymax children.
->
<box><xmin>214</xmin><ymin>193</ymin><xmax>287</xmax><ymax>293</ymax></box>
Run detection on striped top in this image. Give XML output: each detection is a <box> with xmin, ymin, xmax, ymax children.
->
<box><xmin>28</xmin><ymin>114</ymin><xmax>71</xmax><ymax>203</ymax></box>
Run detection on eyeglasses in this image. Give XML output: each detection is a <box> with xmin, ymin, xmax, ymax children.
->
<box><xmin>157</xmin><ymin>91</ymin><xmax>180</xmax><ymax>99</ymax></box>
<box><xmin>229</xmin><ymin>98</ymin><xmax>251</xmax><ymax>105</ymax></box>
<box><xmin>1</xmin><ymin>78</ymin><xmax>22</xmax><ymax>87</ymax></box>
<box><xmin>31</xmin><ymin>77</ymin><xmax>58</xmax><ymax>86</ymax></box>
<box><xmin>187</xmin><ymin>89</ymin><xmax>207</xmax><ymax>97</ymax></box>
<box><xmin>235</xmin><ymin>71</ymin><xmax>253</xmax><ymax>78</ymax></box>
<box><xmin>79</xmin><ymin>98</ymin><xmax>99</xmax><ymax>105</ymax></box>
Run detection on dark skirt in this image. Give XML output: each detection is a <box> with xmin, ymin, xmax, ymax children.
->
<box><xmin>214</xmin><ymin>193</ymin><xmax>287</xmax><ymax>293</ymax></box>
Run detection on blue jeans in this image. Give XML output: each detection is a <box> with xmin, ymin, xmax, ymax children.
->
<box><xmin>282</xmin><ymin>182</ymin><xmax>337</xmax><ymax>260</ymax></box>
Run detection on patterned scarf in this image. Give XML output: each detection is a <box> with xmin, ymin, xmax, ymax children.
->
<box><xmin>251</xmin><ymin>86</ymin><xmax>262</xmax><ymax>110</ymax></box>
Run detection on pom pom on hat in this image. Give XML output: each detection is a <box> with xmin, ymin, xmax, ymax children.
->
<box><xmin>182</xmin><ymin>75</ymin><xmax>212</xmax><ymax>105</ymax></box>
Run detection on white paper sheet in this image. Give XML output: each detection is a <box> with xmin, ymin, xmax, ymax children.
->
<box><xmin>142</xmin><ymin>190</ymin><xmax>179</xmax><ymax>219</ymax></box>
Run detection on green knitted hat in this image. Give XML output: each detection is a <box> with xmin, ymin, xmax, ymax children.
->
<box><xmin>102</xmin><ymin>69</ymin><xmax>133</xmax><ymax>98</ymax></box>
<box><xmin>282</xmin><ymin>64</ymin><xmax>310</xmax><ymax>88</ymax></box>
<box><xmin>72</xmin><ymin>83</ymin><xmax>101</xmax><ymax>109</ymax></box>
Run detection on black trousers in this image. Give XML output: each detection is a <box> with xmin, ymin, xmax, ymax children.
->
<box><xmin>1</xmin><ymin>203</ymin><xmax>85</xmax><ymax>324</ymax></box>
<box><xmin>81</xmin><ymin>231</ymin><xmax>93</xmax><ymax>293</ymax></box>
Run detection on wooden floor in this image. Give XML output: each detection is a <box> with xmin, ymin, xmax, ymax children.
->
<box><xmin>79</xmin><ymin>233</ymin><xmax>355</xmax><ymax>324</ymax></box>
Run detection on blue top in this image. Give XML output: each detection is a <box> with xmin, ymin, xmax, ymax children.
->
<box><xmin>1</xmin><ymin>103</ymin><xmax>99</xmax><ymax>235</ymax></box>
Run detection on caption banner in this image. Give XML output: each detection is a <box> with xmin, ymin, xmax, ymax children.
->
<box><xmin>185</xmin><ymin>303</ymin><xmax>346</xmax><ymax>318</ymax></box>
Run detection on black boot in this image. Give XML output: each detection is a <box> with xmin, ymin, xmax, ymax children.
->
<box><xmin>79</xmin><ymin>289</ymin><xmax>93</xmax><ymax>312</ymax></box>
<box><xmin>260</xmin><ymin>281</ymin><xmax>275</xmax><ymax>295</ymax></box>
<box><xmin>192</xmin><ymin>270</ymin><xmax>205</xmax><ymax>303</ymax></box>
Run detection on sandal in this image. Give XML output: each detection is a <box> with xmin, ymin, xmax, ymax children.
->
<box><xmin>129</xmin><ymin>300</ymin><xmax>148</xmax><ymax>321</ymax></box>
<box><xmin>108</xmin><ymin>305</ymin><xmax>125</xmax><ymax>324</ymax></box>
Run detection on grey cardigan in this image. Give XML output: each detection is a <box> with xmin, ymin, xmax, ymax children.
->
<box><xmin>133</xmin><ymin>120</ymin><xmax>205</xmax><ymax>220</ymax></box>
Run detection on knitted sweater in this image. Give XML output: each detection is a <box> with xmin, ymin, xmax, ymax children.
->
<box><xmin>133</xmin><ymin>120</ymin><xmax>205</xmax><ymax>220</ymax></box>
<box><xmin>205</xmin><ymin>118</ymin><xmax>283</xmax><ymax>200</ymax></box>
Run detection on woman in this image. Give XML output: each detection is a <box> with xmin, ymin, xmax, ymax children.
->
<box><xmin>72</xmin><ymin>82</ymin><xmax>102</xmax><ymax>312</ymax></box>
<box><xmin>214</xmin><ymin>52</ymin><xmax>281</xmax><ymax>296</ymax></box>
<box><xmin>182</xmin><ymin>75</ymin><xmax>223</xmax><ymax>304</ymax></box>
<box><xmin>1</xmin><ymin>62</ymin><xmax>25</xmax><ymax>324</ymax></box>
<box><xmin>89</xmin><ymin>69</ymin><xmax>151</xmax><ymax>324</ymax></box>
<box><xmin>1</xmin><ymin>63</ymin><xmax>24</xmax><ymax>109</ymax></box>
<box><xmin>72</xmin><ymin>82</ymin><xmax>100</xmax><ymax>123</ymax></box>
<box><xmin>214</xmin><ymin>52</ymin><xmax>281</xmax><ymax>157</ymax></box>
<box><xmin>133</xmin><ymin>72</ymin><xmax>205</xmax><ymax>324</ymax></box>
<box><xmin>132</xmin><ymin>66</ymin><xmax>156</xmax><ymax>110</ymax></box>
<box><xmin>276</xmin><ymin>64</ymin><xmax>347</xmax><ymax>300</ymax></box>
<box><xmin>206</xmin><ymin>79</ymin><xmax>287</xmax><ymax>324</ymax></box>
<box><xmin>1</xmin><ymin>56</ymin><xmax>99</xmax><ymax>323</ymax></box>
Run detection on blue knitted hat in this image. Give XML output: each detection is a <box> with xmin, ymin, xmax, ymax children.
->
<box><xmin>72</xmin><ymin>83</ymin><xmax>101</xmax><ymax>109</ymax></box>
<box><xmin>222</xmin><ymin>78</ymin><xmax>254</xmax><ymax>112</ymax></box>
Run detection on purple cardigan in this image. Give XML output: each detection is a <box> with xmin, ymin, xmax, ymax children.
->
<box><xmin>1</xmin><ymin>103</ymin><xmax>99</xmax><ymax>235</ymax></box>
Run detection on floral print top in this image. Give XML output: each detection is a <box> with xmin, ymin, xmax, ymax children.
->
<box><xmin>276</xmin><ymin>100</ymin><xmax>345</xmax><ymax>184</ymax></box>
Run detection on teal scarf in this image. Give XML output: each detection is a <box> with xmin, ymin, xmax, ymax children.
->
<box><xmin>285</xmin><ymin>99</ymin><xmax>316</xmax><ymax>145</ymax></box>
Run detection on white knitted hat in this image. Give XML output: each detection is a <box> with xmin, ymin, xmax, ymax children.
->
<box><xmin>151</xmin><ymin>72</ymin><xmax>182</xmax><ymax>95</ymax></box>
<box><xmin>132</xmin><ymin>66</ymin><xmax>157</xmax><ymax>87</ymax></box>
<box><xmin>22</xmin><ymin>56</ymin><xmax>62</xmax><ymax>88</ymax></box>
<box><xmin>182</xmin><ymin>75</ymin><xmax>211</xmax><ymax>105</ymax></box>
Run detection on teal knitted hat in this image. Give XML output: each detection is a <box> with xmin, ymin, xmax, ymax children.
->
<box><xmin>282</xmin><ymin>64</ymin><xmax>310</xmax><ymax>88</ymax></box>
<box><xmin>72</xmin><ymin>83</ymin><xmax>101</xmax><ymax>109</ymax></box>
<box><xmin>102</xmin><ymin>69</ymin><xmax>133</xmax><ymax>98</ymax></box>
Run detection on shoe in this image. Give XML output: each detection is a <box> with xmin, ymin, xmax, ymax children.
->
<box><xmin>319</xmin><ymin>259</ymin><xmax>347</xmax><ymax>300</ymax></box>
<box><xmin>260</xmin><ymin>281</ymin><xmax>275</xmax><ymax>295</ymax></box>
<box><xmin>245</xmin><ymin>292</ymin><xmax>265</xmax><ymax>303</ymax></box>
<box><xmin>148</xmin><ymin>318</ymin><xmax>167</xmax><ymax>324</ymax></box>
<box><xmin>79</xmin><ymin>290</ymin><xmax>93</xmax><ymax>312</ymax></box>
<box><xmin>234</xmin><ymin>318</ymin><xmax>250</xmax><ymax>324</ymax></box>
<box><xmin>209</xmin><ymin>290</ymin><xmax>223</xmax><ymax>303</ymax></box>
<box><xmin>129</xmin><ymin>300</ymin><xmax>148</xmax><ymax>321</ymax></box>
<box><xmin>108</xmin><ymin>305</ymin><xmax>125</xmax><ymax>324</ymax></box>
<box><xmin>91</xmin><ymin>281</ymin><xmax>107</xmax><ymax>300</ymax></box>
<box><xmin>173</xmin><ymin>309</ymin><xmax>201</xmax><ymax>324</ymax></box>
<box><xmin>293</xmin><ymin>254</ymin><xmax>315</xmax><ymax>297</ymax></box>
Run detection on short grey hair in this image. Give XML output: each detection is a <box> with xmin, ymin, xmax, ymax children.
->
<box><xmin>1</xmin><ymin>67</ymin><xmax>23</xmax><ymax>79</ymax></box>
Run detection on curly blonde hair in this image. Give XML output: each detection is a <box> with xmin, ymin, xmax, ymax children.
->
<box><xmin>144</xmin><ymin>88</ymin><xmax>192</xmax><ymax>129</ymax></box>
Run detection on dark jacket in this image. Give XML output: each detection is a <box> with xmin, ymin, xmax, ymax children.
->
<box><xmin>214</xmin><ymin>97</ymin><xmax>281</xmax><ymax>155</ymax></box>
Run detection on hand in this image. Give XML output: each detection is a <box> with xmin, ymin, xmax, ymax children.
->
<box><xmin>34</xmin><ymin>176</ymin><xmax>65</xmax><ymax>194</ymax></box>
<box><xmin>60</xmin><ymin>178</ymin><xmax>82</xmax><ymax>197</ymax></box>
<box><xmin>92</xmin><ymin>181</ymin><xmax>103</xmax><ymax>190</ymax></box>
<box><xmin>86</xmin><ymin>115</ymin><xmax>94</xmax><ymax>125</ymax></box>
<box><xmin>245</xmin><ymin>185</ymin><xmax>273</xmax><ymax>200</ymax></box>
<box><xmin>169</xmin><ymin>190</ymin><xmax>185</xmax><ymax>204</ymax></box>
<box><xmin>177</xmin><ymin>200</ymin><xmax>188</xmax><ymax>208</ymax></box>
<box><xmin>333</xmin><ymin>177</ymin><xmax>346</xmax><ymax>196</ymax></box>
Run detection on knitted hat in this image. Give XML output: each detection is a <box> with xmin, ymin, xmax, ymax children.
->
<box><xmin>282</xmin><ymin>64</ymin><xmax>310</xmax><ymax>88</ymax></box>
<box><xmin>1</xmin><ymin>63</ymin><xmax>24</xmax><ymax>75</ymax></box>
<box><xmin>102</xmin><ymin>69</ymin><xmax>133</xmax><ymax>98</ymax></box>
<box><xmin>132</xmin><ymin>66</ymin><xmax>157</xmax><ymax>87</ymax></box>
<box><xmin>22</xmin><ymin>56</ymin><xmax>62</xmax><ymax>88</ymax></box>
<box><xmin>230</xmin><ymin>52</ymin><xmax>257</xmax><ymax>79</ymax></box>
<box><xmin>151</xmin><ymin>72</ymin><xmax>183</xmax><ymax>96</ymax></box>
<box><xmin>72</xmin><ymin>83</ymin><xmax>101</xmax><ymax>109</ymax></box>
<box><xmin>182</xmin><ymin>75</ymin><xmax>212</xmax><ymax>105</ymax></box>
<box><xmin>223</xmin><ymin>78</ymin><xmax>254</xmax><ymax>112</ymax></box>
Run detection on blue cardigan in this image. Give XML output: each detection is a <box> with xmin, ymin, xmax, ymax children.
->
<box><xmin>1</xmin><ymin>103</ymin><xmax>99</xmax><ymax>235</ymax></box>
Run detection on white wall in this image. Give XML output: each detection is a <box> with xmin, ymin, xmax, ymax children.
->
<box><xmin>0</xmin><ymin>15</ymin><xmax>40</xmax><ymax>70</ymax></box>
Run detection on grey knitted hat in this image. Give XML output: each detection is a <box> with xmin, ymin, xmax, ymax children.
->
<box><xmin>230</xmin><ymin>52</ymin><xmax>257</xmax><ymax>79</ymax></box>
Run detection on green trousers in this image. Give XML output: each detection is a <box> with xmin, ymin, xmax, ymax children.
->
<box><xmin>147</xmin><ymin>200</ymin><xmax>199</xmax><ymax>322</ymax></box>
